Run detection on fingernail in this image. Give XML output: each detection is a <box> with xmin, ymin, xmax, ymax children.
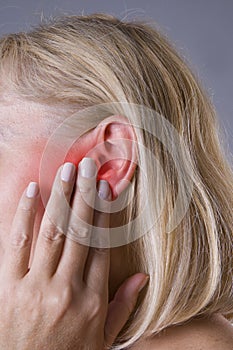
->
<box><xmin>138</xmin><ymin>275</ymin><xmax>150</xmax><ymax>293</ymax></box>
<box><xmin>98</xmin><ymin>180</ymin><xmax>111</xmax><ymax>199</ymax></box>
<box><xmin>26</xmin><ymin>182</ymin><xmax>39</xmax><ymax>198</ymax></box>
<box><xmin>79</xmin><ymin>157</ymin><xmax>97</xmax><ymax>178</ymax></box>
<box><xmin>61</xmin><ymin>162</ymin><xmax>76</xmax><ymax>182</ymax></box>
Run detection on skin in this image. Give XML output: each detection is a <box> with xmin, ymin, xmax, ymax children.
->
<box><xmin>0</xmin><ymin>95</ymin><xmax>134</xmax><ymax>299</ymax></box>
<box><xmin>0</xmin><ymin>160</ymin><xmax>150</xmax><ymax>349</ymax></box>
<box><xmin>0</xmin><ymin>96</ymin><xmax>147</xmax><ymax>349</ymax></box>
<box><xmin>131</xmin><ymin>313</ymin><xmax>233</xmax><ymax>350</ymax></box>
<box><xmin>0</xmin><ymin>95</ymin><xmax>233</xmax><ymax>349</ymax></box>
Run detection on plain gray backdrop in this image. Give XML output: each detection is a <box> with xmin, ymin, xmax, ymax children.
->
<box><xmin>0</xmin><ymin>0</ymin><xmax>232</xmax><ymax>158</ymax></box>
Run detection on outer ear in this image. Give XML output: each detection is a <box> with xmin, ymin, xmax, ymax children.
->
<box><xmin>65</xmin><ymin>115</ymin><xmax>138</xmax><ymax>200</ymax></box>
<box><xmin>88</xmin><ymin>115</ymin><xmax>138</xmax><ymax>200</ymax></box>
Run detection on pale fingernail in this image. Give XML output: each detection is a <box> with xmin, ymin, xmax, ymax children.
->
<box><xmin>26</xmin><ymin>182</ymin><xmax>39</xmax><ymax>198</ymax></box>
<box><xmin>138</xmin><ymin>275</ymin><xmax>150</xmax><ymax>293</ymax></box>
<box><xmin>79</xmin><ymin>157</ymin><xmax>97</xmax><ymax>178</ymax></box>
<box><xmin>98</xmin><ymin>180</ymin><xmax>111</xmax><ymax>199</ymax></box>
<box><xmin>61</xmin><ymin>162</ymin><xmax>76</xmax><ymax>182</ymax></box>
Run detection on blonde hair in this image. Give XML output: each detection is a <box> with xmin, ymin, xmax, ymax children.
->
<box><xmin>0</xmin><ymin>13</ymin><xmax>232</xmax><ymax>349</ymax></box>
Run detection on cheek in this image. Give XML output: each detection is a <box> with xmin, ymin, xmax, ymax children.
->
<box><xmin>38</xmin><ymin>142</ymin><xmax>85</xmax><ymax>208</ymax></box>
<box><xmin>1</xmin><ymin>140</ymin><xmax>52</xmax><ymax>211</ymax></box>
<box><xmin>24</xmin><ymin>136</ymin><xmax>93</xmax><ymax>210</ymax></box>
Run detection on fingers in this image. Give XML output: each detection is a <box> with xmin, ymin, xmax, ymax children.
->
<box><xmin>84</xmin><ymin>180</ymin><xmax>111</xmax><ymax>295</ymax></box>
<box><xmin>29</xmin><ymin>163</ymin><xmax>76</xmax><ymax>278</ymax></box>
<box><xmin>5</xmin><ymin>182</ymin><xmax>39</xmax><ymax>279</ymax></box>
<box><xmin>104</xmin><ymin>273</ymin><xmax>149</xmax><ymax>348</ymax></box>
<box><xmin>56</xmin><ymin>157</ymin><xmax>98</xmax><ymax>282</ymax></box>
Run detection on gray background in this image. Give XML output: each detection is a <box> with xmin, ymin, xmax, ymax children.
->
<box><xmin>0</xmin><ymin>0</ymin><xmax>232</xmax><ymax>158</ymax></box>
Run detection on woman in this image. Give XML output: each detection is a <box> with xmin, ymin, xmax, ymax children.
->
<box><xmin>0</xmin><ymin>13</ymin><xmax>232</xmax><ymax>349</ymax></box>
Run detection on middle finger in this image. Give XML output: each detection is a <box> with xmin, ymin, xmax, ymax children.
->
<box><xmin>56</xmin><ymin>157</ymin><xmax>98</xmax><ymax>282</ymax></box>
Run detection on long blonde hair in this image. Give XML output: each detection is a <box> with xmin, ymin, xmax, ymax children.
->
<box><xmin>0</xmin><ymin>13</ymin><xmax>232</xmax><ymax>349</ymax></box>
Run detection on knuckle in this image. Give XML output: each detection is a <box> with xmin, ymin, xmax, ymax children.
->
<box><xmin>49</xmin><ymin>285</ymin><xmax>73</xmax><ymax>313</ymax></box>
<box><xmin>59</xmin><ymin>285</ymin><xmax>73</xmax><ymax>307</ymax></box>
<box><xmin>88</xmin><ymin>293</ymin><xmax>102</xmax><ymax>319</ymax></box>
<box><xmin>0</xmin><ymin>280</ymin><xmax>45</xmax><ymax>323</ymax></box>
<box><xmin>77</xmin><ymin>180</ymin><xmax>93</xmax><ymax>194</ymax></box>
<box><xmin>67</xmin><ymin>222</ymin><xmax>90</xmax><ymax>239</ymax></box>
<box><xmin>41</xmin><ymin>224</ymin><xmax>65</xmax><ymax>242</ymax></box>
<box><xmin>19</xmin><ymin>286</ymin><xmax>45</xmax><ymax>320</ymax></box>
<box><xmin>10</xmin><ymin>231</ymin><xmax>31</xmax><ymax>247</ymax></box>
<box><xmin>92</xmin><ymin>247</ymin><xmax>108</xmax><ymax>255</ymax></box>
<box><xmin>20</xmin><ymin>205</ymin><xmax>36</xmax><ymax>215</ymax></box>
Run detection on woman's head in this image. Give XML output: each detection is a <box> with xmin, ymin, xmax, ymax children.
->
<box><xmin>0</xmin><ymin>13</ymin><xmax>232</xmax><ymax>349</ymax></box>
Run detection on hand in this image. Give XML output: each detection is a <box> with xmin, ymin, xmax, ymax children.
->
<box><xmin>0</xmin><ymin>158</ymin><xmax>149</xmax><ymax>350</ymax></box>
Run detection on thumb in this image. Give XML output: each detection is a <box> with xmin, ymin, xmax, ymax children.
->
<box><xmin>104</xmin><ymin>273</ymin><xmax>149</xmax><ymax>348</ymax></box>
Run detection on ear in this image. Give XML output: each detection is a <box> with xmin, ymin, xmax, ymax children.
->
<box><xmin>65</xmin><ymin>115</ymin><xmax>138</xmax><ymax>200</ymax></box>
